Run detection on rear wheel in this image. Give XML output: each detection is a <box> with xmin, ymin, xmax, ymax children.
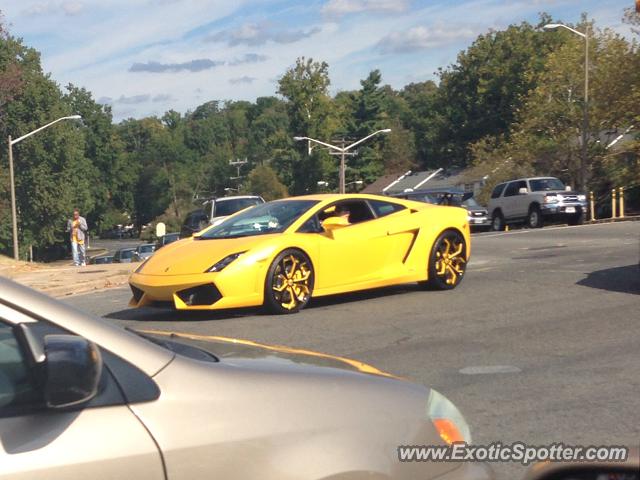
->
<box><xmin>423</xmin><ymin>230</ymin><xmax>467</xmax><ymax>290</ymax></box>
<box><xmin>264</xmin><ymin>249</ymin><xmax>314</xmax><ymax>314</ymax></box>
<box><xmin>491</xmin><ymin>211</ymin><xmax>505</xmax><ymax>231</ymax></box>
<box><xmin>527</xmin><ymin>205</ymin><xmax>544</xmax><ymax>229</ymax></box>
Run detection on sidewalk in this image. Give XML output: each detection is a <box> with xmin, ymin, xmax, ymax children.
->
<box><xmin>1</xmin><ymin>256</ymin><xmax>136</xmax><ymax>298</ymax></box>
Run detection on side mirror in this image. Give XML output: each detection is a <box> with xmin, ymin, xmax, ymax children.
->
<box><xmin>44</xmin><ymin>335</ymin><xmax>102</xmax><ymax>409</ymax></box>
<box><xmin>322</xmin><ymin>216</ymin><xmax>349</xmax><ymax>232</ymax></box>
<box><xmin>518</xmin><ymin>187</ymin><xmax>528</xmax><ymax>195</ymax></box>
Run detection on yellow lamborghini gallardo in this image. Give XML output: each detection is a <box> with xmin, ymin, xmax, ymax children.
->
<box><xmin>129</xmin><ymin>194</ymin><xmax>471</xmax><ymax>314</ymax></box>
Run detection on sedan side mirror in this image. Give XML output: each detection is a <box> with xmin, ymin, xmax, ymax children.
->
<box><xmin>518</xmin><ymin>187</ymin><xmax>528</xmax><ymax>195</ymax></box>
<box><xmin>44</xmin><ymin>335</ymin><xmax>102</xmax><ymax>409</ymax></box>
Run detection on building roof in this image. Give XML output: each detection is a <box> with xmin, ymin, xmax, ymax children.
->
<box><xmin>362</xmin><ymin>168</ymin><xmax>485</xmax><ymax>195</ymax></box>
<box><xmin>360</xmin><ymin>173</ymin><xmax>404</xmax><ymax>195</ymax></box>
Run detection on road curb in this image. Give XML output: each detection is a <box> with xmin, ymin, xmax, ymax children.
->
<box><xmin>587</xmin><ymin>215</ymin><xmax>640</xmax><ymax>224</ymax></box>
<box><xmin>42</xmin><ymin>274</ymin><xmax>131</xmax><ymax>298</ymax></box>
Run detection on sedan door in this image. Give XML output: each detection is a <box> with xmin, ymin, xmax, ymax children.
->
<box><xmin>0</xmin><ymin>311</ymin><xmax>164</xmax><ymax>480</ymax></box>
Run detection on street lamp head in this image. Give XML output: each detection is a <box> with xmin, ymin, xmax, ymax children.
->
<box><xmin>380</xmin><ymin>129</ymin><xmax>392</xmax><ymax>133</ymax></box>
<box><xmin>293</xmin><ymin>136</ymin><xmax>305</xmax><ymax>141</ymax></box>
<box><xmin>543</xmin><ymin>23</ymin><xmax>562</xmax><ymax>30</ymax></box>
<box><xmin>68</xmin><ymin>115</ymin><xmax>82</xmax><ymax>120</ymax></box>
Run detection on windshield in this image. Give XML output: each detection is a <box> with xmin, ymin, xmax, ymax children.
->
<box><xmin>529</xmin><ymin>178</ymin><xmax>565</xmax><ymax>191</ymax></box>
<box><xmin>200</xmin><ymin>200</ymin><xmax>318</xmax><ymax>239</ymax></box>
<box><xmin>462</xmin><ymin>197</ymin><xmax>480</xmax><ymax>208</ymax></box>
<box><xmin>215</xmin><ymin>198</ymin><xmax>263</xmax><ymax>217</ymax></box>
<box><xmin>121</xmin><ymin>250</ymin><xmax>134</xmax><ymax>258</ymax></box>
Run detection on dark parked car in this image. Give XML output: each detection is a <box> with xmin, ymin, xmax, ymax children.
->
<box><xmin>155</xmin><ymin>232</ymin><xmax>180</xmax><ymax>250</ymax></box>
<box><xmin>113</xmin><ymin>248</ymin><xmax>136</xmax><ymax>263</ymax></box>
<box><xmin>89</xmin><ymin>255</ymin><xmax>114</xmax><ymax>265</ymax></box>
<box><xmin>181</xmin><ymin>195</ymin><xmax>265</xmax><ymax>238</ymax></box>
<box><xmin>391</xmin><ymin>188</ymin><xmax>491</xmax><ymax>230</ymax></box>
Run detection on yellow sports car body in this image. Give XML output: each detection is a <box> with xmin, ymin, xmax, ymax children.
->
<box><xmin>129</xmin><ymin>194</ymin><xmax>471</xmax><ymax>314</ymax></box>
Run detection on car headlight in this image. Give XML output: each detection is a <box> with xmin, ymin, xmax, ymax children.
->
<box><xmin>427</xmin><ymin>389</ymin><xmax>472</xmax><ymax>445</ymax></box>
<box><xmin>544</xmin><ymin>195</ymin><xmax>558</xmax><ymax>204</ymax></box>
<box><xmin>577</xmin><ymin>194</ymin><xmax>586</xmax><ymax>201</ymax></box>
<box><xmin>206</xmin><ymin>252</ymin><xmax>245</xmax><ymax>272</ymax></box>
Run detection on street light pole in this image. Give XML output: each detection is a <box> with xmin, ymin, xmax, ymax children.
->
<box><xmin>8</xmin><ymin>136</ymin><xmax>18</xmax><ymax>261</ymax></box>
<box><xmin>543</xmin><ymin>23</ymin><xmax>589</xmax><ymax>191</ymax></box>
<box><xmin>7</xmin><ymin>115</ymin><xmax>82</xmax><ymax>260</ymax></box>
<box><xmin>294</xmin><ymin>129</ymin><xmax>391</xmax><ymax>194</ymax></box>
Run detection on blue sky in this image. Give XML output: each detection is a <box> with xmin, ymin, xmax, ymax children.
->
<box><xmin>0</xmin><ymin>0</ymin><xmax>634</xmax><ymax>121</ymax></box>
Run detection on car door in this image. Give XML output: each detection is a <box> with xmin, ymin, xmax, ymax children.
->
<box><xmin>511</xmin><ymin>180</ymin><xmax>529</xmax><ymax>219</ymax></box>
<box><xmin>501</xmin><ymin>181</ymin><xmax>522</xmax><ymax>219</ymax></box>
<box><xmin>312</xmin><ymin>200</ymin><xmax>388</xmax><ymax>289</ymax></box>
<box><xmin>0</xmin><ymin>308</ymin><xmax>164</xmax><ymax>480</ymax></box>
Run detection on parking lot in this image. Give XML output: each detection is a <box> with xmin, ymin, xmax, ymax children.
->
<box><xmin>66</xmin><ymin>222</ymin><xmax>639</xmax><ymax>479</ymax></box>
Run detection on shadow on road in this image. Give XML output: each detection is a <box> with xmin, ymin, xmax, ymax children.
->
<box><xmin>577</xmin><ymin>264</ymin><xmax>640</xmax><ymax>295</ymax></box>
<box><xmin>105</xmin><ymin>283</ymin><xmax>426</xmax><ymax>322</ymax></box>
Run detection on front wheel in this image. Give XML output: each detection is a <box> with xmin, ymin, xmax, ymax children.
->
<box><xmin>527</xmin><ymin>206</ymin><xmax>544</xmax><ymax>229</ymax></box>
<box><xmin>422</xmin><ymin>230</ymin><xmax>467</xmax><ymax>290</ymax></box>
<box><xmin>264</xmin><ymin>249</ymin><xmax>314</xmax><ymax>314</ymax></box>
<box><xmin>491</xmin><ymin>211</ymin><xmax>505</xmax><ymax>231</ymax></box>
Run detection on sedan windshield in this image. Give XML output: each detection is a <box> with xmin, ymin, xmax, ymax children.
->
<box><xmin>529</xmin><ymin>178</ymin><xmax>565</xmax><ymax>191</ymax></box>
<box><xmin>200</xmin><ymin>200</ymin><xmax>318</xmax><ymax>239</ymax></box>
<box><xmin>215</xmin><ymin>198</ymin><xmax>263</xmax><ymax>217</ymax></box>
<box><xmin>462</xmin><ymin>197</ymin><xmax>480</xmax><ymax>208</ymax></box>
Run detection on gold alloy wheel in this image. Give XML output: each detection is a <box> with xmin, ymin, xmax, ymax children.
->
<box><xmin>434</xmin><ymin>235</ymin><xmax>466</xmax><ymax>286</ymax></box>
<box><xmin>272</xmin><ymin>254</ymin><xmax>312</xmax><ymax>311</ymax></box>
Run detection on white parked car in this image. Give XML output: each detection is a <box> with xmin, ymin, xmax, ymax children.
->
<box><xmin>488</xmin><ymin>177</ymin><xmax>587</xmax><ymax>230</ymax></box>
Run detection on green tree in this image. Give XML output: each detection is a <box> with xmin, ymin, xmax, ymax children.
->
<box><xmin>243</xmin><ymin>164</ymin><xmax>289</xmax><ymax>201</ymax></box>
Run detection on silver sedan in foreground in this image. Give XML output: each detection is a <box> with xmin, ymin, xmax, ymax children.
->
<box><xmin>0</xmin><ymin>277</ymin><xmax>492</xmax><ymax>480</ymax></box>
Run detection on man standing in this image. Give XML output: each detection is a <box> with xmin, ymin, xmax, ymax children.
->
<box><xmin>67</xmin><ymin>209</ymin><xmax>88</xmax><ymax>266</ymax></box>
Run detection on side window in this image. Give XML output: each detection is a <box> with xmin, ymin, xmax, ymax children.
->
<box><xmin>369</xmin><ymin>200</ymin><xmax>406</xmax><ymax>218</ymax></box>
<box><xmin>297</xmin><ymin>215</ymin><xmax>322</xmax><ymax>233</ymax></box>
<box><xmin>503</xmin><ymin>182</ymin><xmax>520</xmax><ymax>197</ymax></box>
<box><xmin>491</xmin><ymin>184</ymin><xmax>505</xmax><ymax>199</ymax></box>
<box><xmin>318</xmin><ymin>201</ymin><xmax>375</xmax><ymax>225</ymax></box>
<box><xmin>0</xmin><ymin>322</ymin><xmax>41</xmax><ymax>411</ymax></box>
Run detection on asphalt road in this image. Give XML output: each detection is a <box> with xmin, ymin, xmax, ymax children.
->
<box><xmin>66</xmin><ymin>222</ymin><xmax>640</xmax><ymax>479</ymax></box>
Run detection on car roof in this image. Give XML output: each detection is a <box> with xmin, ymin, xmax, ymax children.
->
<box><xmin>392</xmin><ymin>187</ymin><xmax>466</xmax><ymax>195</ymax></box>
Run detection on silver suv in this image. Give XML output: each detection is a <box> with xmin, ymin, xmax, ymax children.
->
<box><xmin>488</xmin><ymin>177</ymin><xmax>587</xmax><ymax>230</ymax></box>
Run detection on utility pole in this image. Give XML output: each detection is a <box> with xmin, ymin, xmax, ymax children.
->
<box><xmin>229</xmin><ymin>158</ymin><xmax>248</xmax><ymax>181</ymax></box>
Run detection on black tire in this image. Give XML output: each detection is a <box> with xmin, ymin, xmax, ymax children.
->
<box><xmin>264</xmin><ymin>249</ymin><xmax>314</xmax><ymax>314</ymax></box>
<box><xmin>567</xmin><ymin>212</ymin><xmax>584</xmax><ymax>226</ymax></box>
<box><xmin>423</xmin><ymin>230</ymin><xmax>467</xmax><ymax>290</ymax></box>
<box><xmin>527</xmin><ymin>205</ymin><xmax>544</xmax><ymax>229</ymax></box>
<box><xmin>491</xmin><ymin>210</ymin><xmax>505</xmax><ymax>231</ymax></box>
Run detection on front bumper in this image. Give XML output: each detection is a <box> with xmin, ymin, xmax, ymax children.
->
<box><xmin>468</xmin><ymin>216</ymin><xmax>491</xmax><ymax>229</ymax></box>
<box><xmin>541</xmin><ymin>201</ymin><xmax>587</xmax><ymax>217</ymax></box>
<box><xmin>129</xmin><ymin>271</ymin><xmax>263</xmax><ymax>310</ymax></box>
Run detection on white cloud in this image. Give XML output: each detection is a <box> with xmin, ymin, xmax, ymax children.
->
<box><xmin>377</xmin><ymin>25</ymin><xmax>478</xmax><ymax>54</ymax></box>
<box><xmin>207</xmin><ymin>23</ymin><xmax>321</xmax><ymax>46</ymax></box>
<box><xmin>321</xmin><ymin>0</ymin><xmax>408</xmax><ymax>17</ymax></box>
<box><xmin>23</xmin><ymin>1</ymin><xmax>84</xmax><ymax>16</ymax></box>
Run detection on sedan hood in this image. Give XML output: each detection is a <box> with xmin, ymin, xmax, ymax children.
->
<box><xmin>141</xmin><ymin>330</ymin><xmax>397</xmax><ymax>378</ymax></box>
<box><xmin>140</xmin><ymin>235</ymin><xmax>278</xmax><ymax>276</ymax></box>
